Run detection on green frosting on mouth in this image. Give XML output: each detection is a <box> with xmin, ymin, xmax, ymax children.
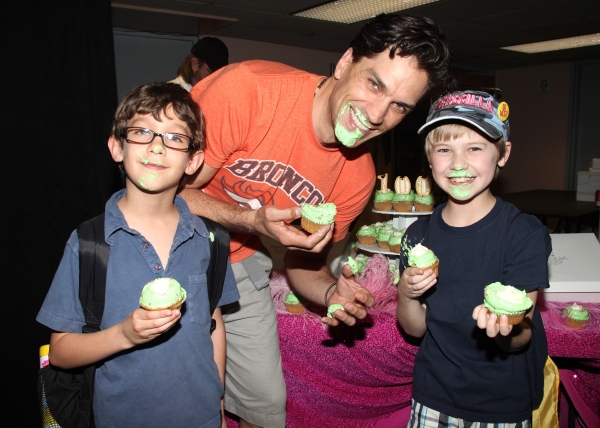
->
<box><xmin>449</xmin><ymin>184</ymin><xmax>472</xmax><ymax>198</ymax></box>
<box><xmin>483</xmin><ymin>282</ymin><xmax>533</xmax><ymax>314</ymax></box>
<box><xmin>138</xmin><ymin>171</ymin><xmax>159</xmax><ymax>190</ymax></box>
<box><xmin>334</xmin><ymin>103</ymin><xmax>369</xmax><ymax>147</ymax></box>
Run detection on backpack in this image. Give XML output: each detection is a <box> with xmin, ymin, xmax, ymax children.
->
<box><xmin>38</xmin><ymin>214</ymin><xmax>230</xmax><ymax>428</ymax></box>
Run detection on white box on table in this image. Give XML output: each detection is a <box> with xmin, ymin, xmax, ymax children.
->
<box><xmin>543</xmin><ymin>233</ymin><xmax>600</xmax><ymax>302</ymax></box>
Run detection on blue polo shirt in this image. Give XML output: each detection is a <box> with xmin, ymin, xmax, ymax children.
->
<box><xmin>37</xmin><ymin>189</ymin><xmax>239</xmax><ymax>427</ymax></box>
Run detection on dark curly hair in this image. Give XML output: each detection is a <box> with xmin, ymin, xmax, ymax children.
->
<box><xmin>112</xmin><ymin>82</ymin><xmax>205</xmax><ymax>153</ymax></box>
<box><xmin>350</xmin><ymin>13</ymin><xmax>455</xmax><ymax>98</ymax></box>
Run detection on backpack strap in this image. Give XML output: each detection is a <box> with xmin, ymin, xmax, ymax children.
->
<box><xmin>76</xmin><ymin>213</ymin><xmax>109</xmax><ymax>428</ymax></box>
<box><xmin>199</xmin><ymin>216</ymin><xmax>230</xmax><ymax>334</ymax></box>
<box><xmin>78</xmin><ymin>214</ymin><xmax>109</xmax><ymax>332</ymax></box>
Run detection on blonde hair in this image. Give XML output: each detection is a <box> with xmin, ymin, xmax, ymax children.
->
<box><xmin>424</xmin><ymin>123</ymin><xmax>507</xmax><ymax>163</ymax></box>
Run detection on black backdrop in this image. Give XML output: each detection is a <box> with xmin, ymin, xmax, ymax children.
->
<box><xmin>5</xmin><ymin>1</ymin><xmax>121</xmax><ymax>425</ymax></box>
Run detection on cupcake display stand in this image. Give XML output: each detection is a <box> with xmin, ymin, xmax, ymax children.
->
<box><xmin>356</xmin><ymin>209</ymin><xmax>432</xmax><ymax>264</ymax></box>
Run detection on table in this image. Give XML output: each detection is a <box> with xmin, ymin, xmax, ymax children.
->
<box><xmin>500</xmin><ymin>190</ymin><xmax>599</xmax><ymax>237</ymax></box>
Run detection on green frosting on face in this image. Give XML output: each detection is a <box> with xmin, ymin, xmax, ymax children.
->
<box><xmin>284</xmin><ymin>291</ymin><xmax>301</xmax><ymax>305</ymax></box>
<box><xmin>415</xmin><ymin>193</ymin><xmax>434</xmax><ymax>204</ymax></box>
<box><xmin>300</xmin><ymin>202</ymin><xmax>337</xmax><ymax>225</ymax></box>
<box><xmin>408</xmin><ymin>243</ymin><xmax>438</xmax><ymax>268</ymax></box>
<box><xmin>139</xmin><ymin>278</ymin><xmax>186</xmax><ymax>309</ymax></box>
<box><xmin>562</xmin><ymin>303</ymin><xmax>589</xmax><ymax>321</ymax></box>
<box><xmin>138</xmin><ymin>171</ymin><xmax>159</xmax><ymax>190</ymax></box>
<box><xmin>334</xmin><ymin>103</ymin><xmax>369</xmax><ymax>147</ymax></box>
<box><xmin>483</xmin><ymin>282</ymin><xmax>533</xmax><ymax>314</ymax></box>
<box><xmin>449</xmin><ymin>184</ymin><xmax>472</xmax><ymax>198</ymax></box>
<box><xmin>327</xmin><ymin>303</ymin><xmax>345</xmax><ymax>318</ymax></box>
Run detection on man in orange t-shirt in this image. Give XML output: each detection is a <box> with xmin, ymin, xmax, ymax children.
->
<box><xmin>181</xmin><ymin>13</ymin><xmax>454</xmax><ymax>428</ymax></box>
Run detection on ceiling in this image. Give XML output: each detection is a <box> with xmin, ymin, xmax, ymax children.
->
<box><xmin>111</xmin><ymin>0</ymin><xmax>600</xmax><ymax>73</ymax></box>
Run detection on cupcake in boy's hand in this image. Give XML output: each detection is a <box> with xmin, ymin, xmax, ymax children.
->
<box><xmin>284</xmin><ymin>291</ymin><xmax>305</xmax><ymax>314</ymax></box>
<box><xmin>561</xmin><ymin>302</ymin><xmax>589</xmax><ymax>329</ymax></box>
<box><xmin>483</xmin><ymin>282</ymin><xmax>533</xmax><ymax>325</ymax></box>
<box><xmin>327</xmin><ymin>303</ymin><xmax>345</xmax><ymax>318</ymax></box>
<box><xmin>408</xmin><ymin>243</ymin><xmax>439</xmax><ymax>276</ymax></box>
<box><xmin>300</xmin><ymin>202</ymin><xmax>336</xmax><ymax>234</ymax></box>
<box><xmin>139</xmin><ymin>278</ymin><xmax>186</xmax><ymax>311</ymax></box>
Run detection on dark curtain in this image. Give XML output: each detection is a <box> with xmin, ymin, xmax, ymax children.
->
<box><xmin>4</xmin><ymin>1</ymin><xmax>120</xmax><ymax>425</ymax></box>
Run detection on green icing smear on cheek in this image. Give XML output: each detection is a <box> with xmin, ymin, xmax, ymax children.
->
<box><xmin>334</xmin><ymin>103</ymin><xmax>366</xmax><ymax>148</ymax></box>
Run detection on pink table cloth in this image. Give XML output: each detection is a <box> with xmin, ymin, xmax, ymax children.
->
<box><xmin>228</xmin><ymin>255</ymin><xmax>599</xmax><ymax>427</ymax></box>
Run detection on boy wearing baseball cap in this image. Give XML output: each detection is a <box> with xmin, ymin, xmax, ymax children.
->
<box><xmin>396</xmin><ymin>90</ymin><xmax>552</xmax><ymax>427</ymax></box>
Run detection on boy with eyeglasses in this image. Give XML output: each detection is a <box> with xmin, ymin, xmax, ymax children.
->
<box><xmin>37</xmin><ymin>82</ymin><xmax>239</xmax><ymax>427</ymax></box>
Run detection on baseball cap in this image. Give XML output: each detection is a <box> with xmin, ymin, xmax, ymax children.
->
<box><xmin>191</xmin><ymin>37</ymin><xmax>229</xmax><ymax>73</ymax></box>
<box><xmin>418</xmin><ymin>90</ymin><xmax>510</xmax><ymax>141</ymax></box>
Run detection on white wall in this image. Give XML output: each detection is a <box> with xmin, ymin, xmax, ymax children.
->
<box><xmin>113</xmin><ymin>31</ymin><xmax>344</xmax><ymax>101</ymax></box>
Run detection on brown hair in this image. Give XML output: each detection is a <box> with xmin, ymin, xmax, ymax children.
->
<box><xmin>349</xmin><ymin>13</ymin><xmax>455</xmax><ymax>98</ymax></box>
<box><xmin>112</xmin><ymin>82</ymin><xmax>205</xmax><ymax>153</ymax></box>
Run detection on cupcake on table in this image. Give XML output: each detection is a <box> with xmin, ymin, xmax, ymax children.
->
<box><xmin>373</xmin><ymin>173</ymin><xmax>394</xmax><ymax>211</ymax></box>
<box><xmin>414</xmin><ymin>176</ymin><xmax>434</xmax><ymax>212</ymax></box>
<box><xmin>393</xmin><ymin>176</ymin><xmax>415</xmax><ymax>212</ymax></box>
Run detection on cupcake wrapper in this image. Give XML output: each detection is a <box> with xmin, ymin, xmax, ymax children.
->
<box><xmin>377</xmin><ymin>240</ymin><xmax>390</xmax><ymax>250</ymax></box>
<box><xmin>374</xmin><ymin>201</ymin><xmax>393</xmax><ymax>211</ymax></box>
<box><xmin>356</xmin><ymin>235</ymin><xmax>377</xmax><ymax>245</ymax></box>
<box><xmin>492</xmin><ymin>311</ymin><xmax>526</xmax><ymax>325</ymax></box>
<box><xmin>301</xmin><ymin>217</ymin><xmax>328</xmax><ymax>234</ymax></box>
<box><xmin>285</xmin><ymin>303</ymin><xmax>306</xmax><ymax>314</ymax></box>
<box><xmin>563</xmin><ymin>317</ymin><xmax>587</xmax><ymax>329</ymax></box>
<box><xmin>414</xmin><ymin>202</ymin><xmax>433</xmax><ymax>212</ymax></box>
<box><xmin>389</xmin><ymin>244</ymin><xmax>401</xmax><ymax>254</ymax></box>
<box><xmin>393</xmin><ymin>201</ymin><xmax>413</xmax><ymax>212</ymax></box>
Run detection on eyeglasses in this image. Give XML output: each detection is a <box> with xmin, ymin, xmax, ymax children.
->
<box><xmin>123</xmin><ymin>127</ymin><xmax>192</xmax><ymax>152</ymax></box>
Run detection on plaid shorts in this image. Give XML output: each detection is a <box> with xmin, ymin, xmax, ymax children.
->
<box><xmin>408</xmin><ymin>399</ymin><xmax>532</xmax><ymax>428</ymax></box>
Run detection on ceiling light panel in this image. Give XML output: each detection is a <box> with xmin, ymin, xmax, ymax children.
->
<box><xmin>501</xmin><ymin>33</ymin><xmax>600</xmax><ymax>53</ymax></box>
<box><xmin>293</xmin><ymin>0</ymin><xmax>440</xmax><ymax>24</ymax></box>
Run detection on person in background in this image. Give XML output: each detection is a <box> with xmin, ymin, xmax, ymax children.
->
<box><xmin>396</xmin><ymin>90</ymin><xmax>551</xmax><ymax>427</ymax></box>
<box><xmin>180</xmin><ymin>13</ymin><xmax>454</xmax><ymax>428</ymax></box>
<box><xmin>37</xmin><ymin>82</ymin><xmax>239</xmax><ymax>427</ymax></box>
<box><xmin>170</xmin><ymin>36</ymin><xmax>229</xmax><ymax>91</ymax></box>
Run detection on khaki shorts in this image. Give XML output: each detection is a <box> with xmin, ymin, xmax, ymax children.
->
<box><xmin>222</xmin><ymin>249</ymin><xmax>286</xmax><ymax>427</ymax></box>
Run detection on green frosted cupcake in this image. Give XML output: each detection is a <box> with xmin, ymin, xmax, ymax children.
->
<box><xmin>139</xmin><ymin>278</ymin><xmax>186</xmax><ymax>311</ymax></box>
<box><xmin>373</xmin><ymin>191</ymin><xmax>394</xmax><ymax>211</ymax></box>
<box><xmin>388</xmin><ymin>230</ymin><xmax>405</xmax><ymax>254</ymax></box>
<box><xmin>393</xmin><ymin>190</ymin><xmax>415</xmax><ymax>212</ymax></box>
<box><xmin>483</xmin><ymin>282</ymin><xmax>533</xmax><ymax>325</ymax></box>
<box><xmin>300</xmin><ymin>202</ymin><xmax>337</xmax><ymax>233</ymax></box>
<box><xmin>408</xmin><ymin>243</ymin><xmax>439</xmax><ymax>275</ymax></box>
<box><xmin>376</xmin><ymin>226</ymin><xmax>394</xmax><ymax>251</ymax></box>
<box><xmin>356</xmin><ymin>225</ymin><xmax>377</xmax><ymax>245</ymax></box>
<box><xmin>562</xmin><ymin>303</ymin><xmax>589</xmax><ymax>329</ymax></box>
<box><xmin>284</xmin><ymin>291</ymin><xmax>305</xmax><ymax>314</ymax></box>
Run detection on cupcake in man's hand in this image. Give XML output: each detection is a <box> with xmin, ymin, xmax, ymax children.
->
<box><xmin>408</xmin><ymin>243</ymin><xmax>439</xmax><ymax>276</ymax></box>
<box><xmin>483</xmin><ymin>282</ymin><xmax>533</xmax><ymax>325</ymax></box>
<box><xmin>139</xmin><ymin>278</ymin><xmax>186</xmax><ymax>310</ymax></box>
<box><xmin>300</xmin><ymin>202</ymin><xmax>336</xmax><ymax>234</ymax></box>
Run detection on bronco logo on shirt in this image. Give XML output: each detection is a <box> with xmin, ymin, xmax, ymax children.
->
<box><xmin>224</xmin><ymin>159</ymin><xmax>324</xmax><ymax>207</ymax></box>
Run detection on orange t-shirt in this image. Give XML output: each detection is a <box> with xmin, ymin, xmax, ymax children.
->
<box><xmin>191</xmin><ymin>61</ymin><xmax>375</xmax><ymax>263</ymax></box>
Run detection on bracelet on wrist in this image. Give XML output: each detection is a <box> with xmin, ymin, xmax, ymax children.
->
<box><xmin>324</xmin><ymin>281</ymin><xmax>337</xmax><ymax>307</ymax></box>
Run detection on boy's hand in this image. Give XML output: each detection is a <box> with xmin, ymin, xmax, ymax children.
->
<box><xmin>472</xmin><ymin>304</ymin><xmax>513</xmax><ymax>337</ymax></box>
<box><xmin>321</xmin><ymin>264</ymin><xmax>374</xmax><ymax>327</ymax></box>
<box><xmin>120</xmin><ymin>307</ymin><xmax>182</xmax><ymax>346</ymax></box>
<box><xmin>255</xmin><ymin>205</ymin><xmax>332</xmax><ymax>253</ymax></box>
<box><xmin>397</xmin><ymin>267</ymin><xmax>437</xmax><ymax>300</ymax></box>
